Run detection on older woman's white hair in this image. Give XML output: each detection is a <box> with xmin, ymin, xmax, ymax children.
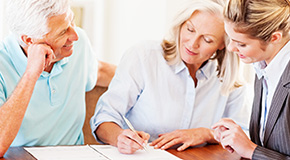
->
<box><xmin>6</xmin><ymin>0</ymin><xmax>70</xmax><ymax>39</ymax></box>
<box><xmin>162</xmin><ymin>0</ymin><xmax>243</xmax><ymax>95</ymax></box>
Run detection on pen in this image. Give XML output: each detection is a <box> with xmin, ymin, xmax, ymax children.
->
<box><xmin>122</xmin><ymin>115</ymin><xmax>148</xmax><ymax>151</ymax></box>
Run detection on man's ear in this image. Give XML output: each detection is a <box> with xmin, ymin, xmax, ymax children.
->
<box><xmin>21</xmin><ymin>35</ymin><xmax>33</xmax><ymax>46</ymax></box>
<box><xmin>270</xmin><ymin>31</ymin><xmax>283</xmax><ymax>44</ymax></box>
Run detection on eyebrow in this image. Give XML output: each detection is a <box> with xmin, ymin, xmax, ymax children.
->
<box><xmin>186</xmin><ymin>20</ymin><xmax>218</xmax><ymax>40</ymax></box>
<box><xmin>56</xmin><ymin>14</ymin><xmax>75</xmax><ymax>37</ymax></box>
<box><xmin>231</xmin><ymin>38</ymin><xmax>246</xmax><ymax>44</ymax></box>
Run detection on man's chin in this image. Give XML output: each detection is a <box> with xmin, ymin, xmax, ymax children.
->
<box><xmin>53</xmin><ymin>50</ymin><xmax>74</xmax><ymax>62</ymax></box>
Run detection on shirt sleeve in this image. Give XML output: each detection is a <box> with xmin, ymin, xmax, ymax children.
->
<box><xmin>222</xmin><ymin>83</ymin><xmax>254</xmax><ymax>133</ymax></box>
<box><xmin>252</xmin><ymin>145</ymin><xmax>290</xmax><ymax>160</ymax></box>
<box><xmin>90</xmin><ymin>43</ymin><xmax>146</xmax><ymax>143</ymax></box>
<box><xmin>0</xmin><ymin>73</ymin><xmax>7</xmax><ymax>107</ymax></box>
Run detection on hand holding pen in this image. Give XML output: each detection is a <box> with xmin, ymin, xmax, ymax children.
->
<box><xmin>117</xmin><ymin>115</ymin><xmax>150</xmax><ymax>154</ymax></box>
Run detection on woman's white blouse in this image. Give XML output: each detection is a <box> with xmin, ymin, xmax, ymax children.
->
<box><xmin>91</xmin><ymin>41</ymin><xmax>251</xmax><ymax>142</ymax></box>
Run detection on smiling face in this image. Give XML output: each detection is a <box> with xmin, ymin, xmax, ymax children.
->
<box><xmin>224</xmin><ymin>21</ymin><xmax>274</xmax><ymax>64</ymax></box>
<box><xmin>179</xmin><ymin>11</ymin><xmax>225</xmax><ymax>69</ymax></box>
<box><xmin>32</xmin><ymin>9</ymin><xmax>79</xmax><ymax>62</ymax></box>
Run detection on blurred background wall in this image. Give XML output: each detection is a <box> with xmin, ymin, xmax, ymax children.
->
<box><xmin>0</xmin><ymin>0</ymin><xmax>188</xmax><ymax>65</ymax></box>
<box><xmin>0</xmin><ymin>0</ymin><xmax>254</xmax><ymax>84</ymax></box>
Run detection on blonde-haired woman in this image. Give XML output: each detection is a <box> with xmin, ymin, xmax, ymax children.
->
<box><xmin>91</xmin><ymin>0</ymin><xmax>250</xmax><ymax>154</ymax></box>
<box><xmin>212</xmin><ymin>0</ymin><xmax>290</xmax><ymax>159</ymax></box>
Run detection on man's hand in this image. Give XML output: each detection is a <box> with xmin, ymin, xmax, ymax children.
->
<box><xmin>26</xmin><ymin>43</ymin><xmax>55</xmax><ymax>76</ymax></box>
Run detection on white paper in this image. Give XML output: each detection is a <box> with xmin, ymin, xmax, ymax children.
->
<box><xmin>24</xmin><ymin>145</ymin><xmax>108</xmax><ymax>160</ymax></box>
<box><xmin>24</xmin><ymin>145</ymin><xmax>181</xmax><ymax>160</ymax></box>
<box><xmin>90</xmin><ymin>144</ymin><xmax>181</xmax><ymax>160</ymax></box>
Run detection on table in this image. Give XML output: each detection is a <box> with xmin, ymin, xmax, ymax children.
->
<box><xmin>167</xmin><ymin>144</ymin><xmax>242</xmax><ymax>160</ymax></box>
<box><xmin>0</xmin><ymin>144</ymin><xmax>241</xmax><ymax>160</ymax></box>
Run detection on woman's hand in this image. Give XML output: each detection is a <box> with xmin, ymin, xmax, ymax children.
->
<box><xmin>151</xmin><ymin>128</ymin><xmax>216</xmax><ymax>151</ymax></box>
<box><xmin>117</xmin><ymin>129</ymin><xmax>150</xmax><ymax>154</ymax></box>
<box><xmin>212</xmin><ymin>118</ymin><xmax>257</xmax><ymax>159</ymax></box>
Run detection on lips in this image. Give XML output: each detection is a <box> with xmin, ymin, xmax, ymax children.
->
<box><xmin>63</xmin><ymin>43</ymin><xmax>73</xmax><ymax>50</ymax></box>
<box><xmin>185</xmin><ymin>48</ymin><xmax>198</xmax><ymax>55</ymax></box>
<box><xmin>238</xmin><ymin>53</ymin><xmax>246</xmax><ymax>59</ymax></box>
<box><xmin>63</xmin><ymin>43</ymin><xmax>73</xmax><ymax>47</ymax></box>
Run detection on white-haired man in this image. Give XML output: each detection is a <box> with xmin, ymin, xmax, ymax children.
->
<box><xmin>0</xmin><ymin>0</ymin><xmax>116</xmax><ymax>157</ymax></box>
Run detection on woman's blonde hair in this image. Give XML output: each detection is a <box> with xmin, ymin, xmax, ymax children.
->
<box><xmin>224</xmin><ymin>0</ymin><xmax>290</xmax><ymax>41</ymax></box>
<box><xmin>162</xmin><ymin>0</ymin><xmax>242</xmax><ymax>95</ymax></box>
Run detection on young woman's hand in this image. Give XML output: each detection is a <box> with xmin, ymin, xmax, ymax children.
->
<box><xmin>212</xmin><ymin>118</ymin><xmax>257</xmax><ymax>159</ymax></box>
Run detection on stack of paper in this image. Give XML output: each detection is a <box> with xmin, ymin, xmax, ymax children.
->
<box><xmin>24</xmin><ymin>144</ymin><xmax>181</xmax><ymax>160</ymax></box>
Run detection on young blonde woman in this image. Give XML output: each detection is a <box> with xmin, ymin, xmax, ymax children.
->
<box><xmin>213</xmin><ymin>0</ymin><xmax>290</xmax><ymax>159</ymax></box>
<box><xmin>91</xmin><ymin>0</ymin><xmax>250</xmax><ymax>154</ymax></box>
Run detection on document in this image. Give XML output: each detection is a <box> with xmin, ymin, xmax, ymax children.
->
<box><xmin>24</xmin><ymin>145</ymin><xmax>107</xmax><ymax>160</ymax></box>
<box><xmin>24</xmin><ymin>144</ymin><xmax>181</xmax><ymax>160</ymax></box>
<box><xmin>90</xmin><ymin>145</ymin><xmax>181</xmax><ymax>160</ymax></box>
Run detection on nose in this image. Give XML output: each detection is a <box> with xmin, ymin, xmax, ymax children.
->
<box><xmin>68</xmin><ymin>25</ymin><xmax>79</xmax><ymax>42</ymax></box>
<box><xmin>227</xmin><ymin>40</ymin><xmax>238</xmax><ymax>52</ymax></box>
<box><xmin>190</xmin><ymin>35</ymin><xmax>200</xmax><ymax>49</ymax></box>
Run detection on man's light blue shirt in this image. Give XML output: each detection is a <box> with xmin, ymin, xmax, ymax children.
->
<box><xmin>0</xmin><ymin>27</ymin><xmax>98</xmax><ymax>146</ymax></box>
<box><xmin>91</xmin><ymin>41</ymin><xmax>251</xmax><ymax>143</ymax></box>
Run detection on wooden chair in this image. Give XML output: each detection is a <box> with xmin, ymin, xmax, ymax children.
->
<box><xmin>83</xmin><ymin>86</ymin><xmax>108</xmax><ymax>144</ymax></box>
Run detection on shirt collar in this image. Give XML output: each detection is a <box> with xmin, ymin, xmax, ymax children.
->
<box><xmin>5</xmin><ymin>34</ymin><xmax>27</xmax><ymax>76</ymax></box>
<box><xmin>41</xmin><ymin>58</ymin><xmax>69</xmax><ymax>78</ymax></box>
<box><xmin>173</xmin><ymin>60</ymin><xmax>186</xmax><ymax>74</ymax></box>
<box><xmin>253</xmin><ymin>61</ymin><xmax>267</xmax><ymax>79</ymax></box>
<box><xmin>172</xmin><ymin>59</ymin><xmax>215</xmax><ymax>80</ymax></box>
<box><xmin>198</xmin><ymin>60</ymin><xmax>215</xmax><ymax>80</ymax></box>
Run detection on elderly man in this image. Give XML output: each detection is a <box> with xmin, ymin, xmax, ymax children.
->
<box><xmin>0</xmin><ymin>0</ymin><xmax>116</xmax><ymax>157</ymax></box>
